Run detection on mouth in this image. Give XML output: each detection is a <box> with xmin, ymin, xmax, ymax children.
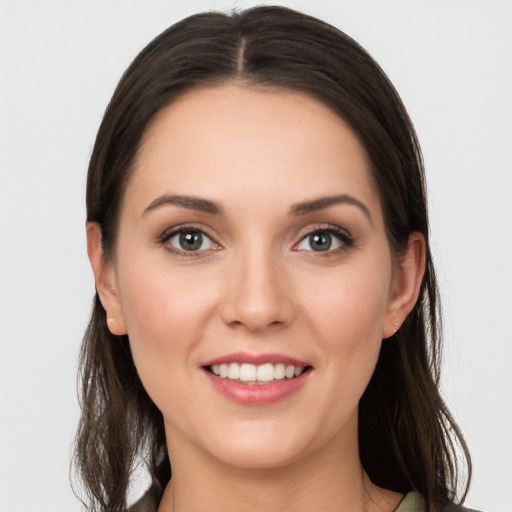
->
<box><xmin>201</xmin><ymin>352</ymin><xmax>313</xmax><ymax>404</ymax></box>
<box><xmin>205</xmin><ymin>362</ymin><xmax>312</xmax><ymax>385</ymax></box>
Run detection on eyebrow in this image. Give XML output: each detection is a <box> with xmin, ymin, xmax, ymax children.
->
<box><xmin>290</xmin><ymin>194</ymin><xmax>372</xmax><ymax>222</ymax></box>
<box><xmin>142</xmin><ymin>192</ymin><xmax>372</xmax><ymax>222</ymax></box>
<box><xmin>142</xmin><ymin>194</ymin><xmax>223</xmax><ymax>216</ymax></box>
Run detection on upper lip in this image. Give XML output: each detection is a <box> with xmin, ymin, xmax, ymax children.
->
<box><xmin>201</xmin><ymin>351</ymin><xmax>311</xmax><ymax>368</ymax></box>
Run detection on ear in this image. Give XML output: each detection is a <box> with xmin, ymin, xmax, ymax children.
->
<box><xmin>382</xmin><ymin>232</ymin><xmax>426</xmax><ymax>339</ymax></box>
<box><xmin>86</xmin><ymin>222</ymin><xmax>127</xmax><ymax>336</ymax></box>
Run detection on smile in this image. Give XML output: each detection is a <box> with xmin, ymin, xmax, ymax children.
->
<box><xmin>201</xmin><ymin>353</ymin><xmax>312</xmax><ymax>405</ymax></box>
<box><xmin>209</xmin><ymin>362</ymin><xmax>306</xmax><ymax>384</ymax></box>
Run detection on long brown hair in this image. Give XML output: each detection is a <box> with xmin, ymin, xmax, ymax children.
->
<box><xmin>74</xmin><ymin>6</ymin><xmax>471</xmax><ymax>511</ymax></box>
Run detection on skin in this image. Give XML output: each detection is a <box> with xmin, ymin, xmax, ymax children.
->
<box><xmin>88</xmin><ymin>84</ymin><xmax>425</xmax><ymax>512</ymax></box>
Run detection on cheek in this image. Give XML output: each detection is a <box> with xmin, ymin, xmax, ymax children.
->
<box><xmin>305</xmin><ymin>259</ymin><xmax>391</xmax><ymax>342</ymax></box>
<box><xmin>115</xmin><ymin>254</ymin><xmax>217</xmax><ymax>384</ymax></box>
<box><xmin>300</xmin><ymin>256</ymin><xmax>392</xmax><ymax>391</ymax></box>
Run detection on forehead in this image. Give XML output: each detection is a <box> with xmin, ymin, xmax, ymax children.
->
<box><xmin>127</xmin><ymin>84</ymin><xmax>381</xmax><ymax>219</ymax></box>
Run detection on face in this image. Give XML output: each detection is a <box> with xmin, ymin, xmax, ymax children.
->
<box><xmin>92</xmin><ymin>85</ymin><xmax>419</xmax><ymax>471</ymax></box>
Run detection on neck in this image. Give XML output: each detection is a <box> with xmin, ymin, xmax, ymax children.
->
<box><xmin>157</xmin><ymin>422</ymin><xmax>401</xmax><ymax>512</ymax></box>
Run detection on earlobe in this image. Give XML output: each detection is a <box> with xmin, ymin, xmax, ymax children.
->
<box><xmin>382</xmin><ymin>232</ymin><xmax>426</xmax><ymax>339</ymax></box>
<box><xmin>86</xmin><ymin>222</ymin><xmax>127</xmax><ymax>336</ymax></box>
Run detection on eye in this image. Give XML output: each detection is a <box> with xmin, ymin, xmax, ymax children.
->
<box><xmin>295</xmin><ymin>228</ymin><xmax>353</xmax><ymax>253</ymax></box>
<box><xmin>161</xmin><ymin>228</ymin><xmax>218</xmax><ymax>254</ymax></box>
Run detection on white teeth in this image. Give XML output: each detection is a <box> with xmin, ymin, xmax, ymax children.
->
<box><xmin>219</xmin><ymin>364</ymin><xmax>229</xmax><ymax>378</ymax></box>
<box><xmin>210</xmin><ymin>362</ymin><xmax>306</xmax><ymax>382</ymax></box>
<box><xmin>257</xmin><ymin>363</ymin><xmax>274</xmax><ymax>382</ymax></box>
<box><xmin>274</xmin><ymin>363</ymin><xmax>285</xmax><ymax>380</ymax></box>
<box><xmin>239</xmin><ymin>363</ymin><xmax>257</xmax><ymax>382</ymax></box>
<box><xmin>228</xmin><ymin>362</ymin><xmax>239</xmax><ymax>380</ymax></box>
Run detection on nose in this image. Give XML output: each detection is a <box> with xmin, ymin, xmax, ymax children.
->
<box><xmin>220</xmin><ymin>248</ymin><xmax>295</xmax><ymax>332</ymax></box>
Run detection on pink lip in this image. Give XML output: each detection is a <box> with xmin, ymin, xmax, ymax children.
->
<box><xmin>201</xmin><ymin>351</ymin><xmax>309</xmax><ymax>367</ymax></box>
<box><xmin>203</xmin><ymin>370</ymin><xmax>310</xmax><ymax>405</ymax></box>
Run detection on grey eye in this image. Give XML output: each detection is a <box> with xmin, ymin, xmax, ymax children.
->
<box><xmin>168</xmin><ymin>230</ymin><xmax>215</xmax><ymax>252</ymax></box>
<box><xmin>308</xmin><ymin>232</ymin><xmax>332</xmax><ymax>252</ymax></box>
<box><xmin>297</xmin><ymin>230</ymin><xmax>344</xmax><ymax>252</ymax></box>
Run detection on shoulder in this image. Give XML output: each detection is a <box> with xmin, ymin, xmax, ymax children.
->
<box><xmin>394</xmin><ymin>492</ymin><xmax>484</xmax><ymax>512</ymax></box>
<box><xmin>127</xmin><ymin>491</ymin><xmax>159</xmax><ymax>512</ymax></box>
<box><xmin>393</xmin><ymin>492</ymin><xmax>425</xmax><ymax>512</ymax></box>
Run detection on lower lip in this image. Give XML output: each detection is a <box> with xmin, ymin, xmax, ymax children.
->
<box><xmin>203</xmin><ymin>369</ymin><xmax>310</xmax><ymax>405</ymax></box>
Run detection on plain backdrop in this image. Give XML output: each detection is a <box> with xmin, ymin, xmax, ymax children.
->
<box><xmin>1</xmin><ymin>1</ymin><xmax>511</xmax><ymax>511</ymax></box>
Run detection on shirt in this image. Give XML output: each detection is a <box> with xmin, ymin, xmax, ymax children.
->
<box><xmin>128</xmin><ymin>491</ymin><xmax>482</xmax><ymax>511</ymax></box>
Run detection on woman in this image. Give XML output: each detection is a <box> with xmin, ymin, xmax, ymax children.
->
<box><xmin>75</xmin><ymin>6</ymin><xmax>476</xmax><ymax>512</ymax></box>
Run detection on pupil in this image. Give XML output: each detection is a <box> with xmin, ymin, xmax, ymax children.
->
<box><xmin>180</xmin><ymin>231</ymin><xmax>202</xmax><ymax>251</ymax></box>
<box><xmin>311</xmin><ymin>232</ymin><xmax>331</xmax><ymax>251</ymax></box>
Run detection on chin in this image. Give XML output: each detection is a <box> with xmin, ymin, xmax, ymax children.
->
<box><xmin>214</xmin><ymin>442</ymin><xmax>308</xmax><ymax>471</ymax></box>
<box><xmin>194</xmin><ymin>419</ymin><xmax>330</xmax><ymax>471</ymax></box>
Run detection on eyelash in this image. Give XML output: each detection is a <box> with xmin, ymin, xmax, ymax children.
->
<box><xmin>294</xmin><ymin>226</ymin><xmax>355</xmax><ymax>256</ymax></box>
<box><xmin>157</xmin><ymin>224</ymin><xmax>355</xmax><ymax>257</ymax></box>
<box><xmin>158</xmin><ymin>224</ymin><xmax>220</xmax><ymax>257</ymax></box>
